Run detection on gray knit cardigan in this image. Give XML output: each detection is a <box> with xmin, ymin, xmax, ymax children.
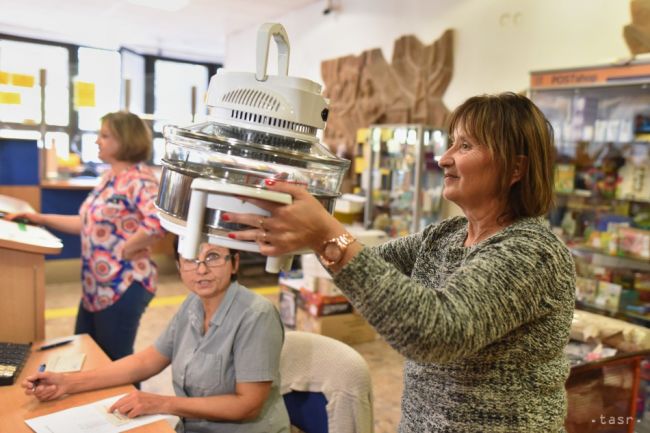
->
<box><xmin>333</xmin><ymin>216</ymin><xmax>576</xmax><ymax>433</ymax></box>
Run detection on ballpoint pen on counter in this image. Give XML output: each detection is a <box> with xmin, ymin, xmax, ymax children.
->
<box><xmin>37</xmin><ymin>339</ymin><xmax>73</xmax><ymax>351</ymax></box>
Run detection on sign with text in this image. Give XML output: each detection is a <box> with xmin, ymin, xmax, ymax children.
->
<box><xmin>531</xmin><ymin>63</ymin><xmax>650</xmax><ymax>89</ymax></box>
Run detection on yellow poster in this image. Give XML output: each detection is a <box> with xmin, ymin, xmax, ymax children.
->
<box><xmin>0</xmin><ymin>92</ymin><xmax>21</xmax><ymax>104</ymax></box>
<box><xmin>74</xmin><ymin>81</ymin><xmax>96</xmax><ymax>108</ymax></box>
<box><xmin>10</xmin><ymin>73</ymin><xmax>35</xmax><ymax>88</ymax></box>
<box><xmin>0</xmin><ymin>71</ymin><xmax>9</xmax><ymax>85</ymax></box>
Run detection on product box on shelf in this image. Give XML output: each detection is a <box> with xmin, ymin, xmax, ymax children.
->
<box><xmin>634</xmin><ymin>272</ymin><xmax>650</xmax><ymax>302</ymax></box>
<box><xmin>592</xmin><ymin>265</ymin><xmax>614</xmax><ymax>283</ymax></box>
<box><xmin>594</xmin><ymin>281</ymin><xmax>623</xmax><ymax>312</ymax></box>
<box><xmin>576</xmin><ymin>276</ymin><xmax>598</xmax><ymax>304</ymax></box>
<box><xmin>617</xmin><ymin>160</ymin><xmax>650</xmax><ymax>202</ymax></box>
<box><xmin>554</xmin><ymin>164</ymin><xmax>576</xmax><ymax>193</ymax></box>
<box><xmin>617</xmin><ymin>227</ymin><xmax>650</xmax><ymax>259</ymax></box>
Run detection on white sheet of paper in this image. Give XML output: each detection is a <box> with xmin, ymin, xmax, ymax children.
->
<box><xmin>0</xmin><ymin>194</ymin><xmax>35</xmax><ymax>214</ymax></box>
<box><xmin>0</xmin><ymin>219</ymin><xmax>63</xmax><ymax>249</ymax></box>
<box><xmin>45</xmin><ymin>353</ymin><xmax>86</xmax><ymax>373</ymax></box>
<box><xmin>24</xmin><ymin>394</ymin><xmax>178</xmax><ymax>433</ymax></box>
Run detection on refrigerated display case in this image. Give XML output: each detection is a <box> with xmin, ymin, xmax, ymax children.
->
<box><xmin>362</xmin><ymin>124</ymin><xmax>447</xmax><ymax>237</ymax></box>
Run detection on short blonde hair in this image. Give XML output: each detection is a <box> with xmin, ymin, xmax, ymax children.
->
<box><xmin>447</xmin><ymin>92</ymin><xmax>555</xmax><ymax>221</ymax></box>
<box><xmin>101</xmin><ymin>111</ymin><xmax>152</xmax><ymax>163</ymax></box>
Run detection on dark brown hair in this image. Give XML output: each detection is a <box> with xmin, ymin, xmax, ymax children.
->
<box><xmin>101</xmin><ymin>111</ymin><xmax>152</xmax><ymax>163</ymax></box>
<box><xmin>447</xmin><ymin>92</ymin><xmax>555</xmax><ymax>221</ymax></box>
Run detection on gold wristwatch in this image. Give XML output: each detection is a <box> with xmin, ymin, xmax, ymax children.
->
<box><xmin>318</xmin><ymin>233</ymin><xmax>356</xmax><ymax>267</ymax></box>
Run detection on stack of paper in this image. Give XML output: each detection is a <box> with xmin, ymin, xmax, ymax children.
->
<box><xmin>25</xmin><ymin>394</ymin><xmax>179</xmax><ymax>433</ymax></box>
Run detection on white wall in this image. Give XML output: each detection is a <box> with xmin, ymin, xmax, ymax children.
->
<box><xmin>225</xmin><ymin>0</ymin><xmax>631</xmax><ymax>108</ymax></box>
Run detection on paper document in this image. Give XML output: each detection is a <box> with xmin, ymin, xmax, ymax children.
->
<box><xmin>24</xmin><ymin>394</ymin><xmax>179</xmax><ymax>433</ymax></box>
<box><xmin>0</xmin><ymin>194</ymin><xmax>35</xmax><ymax>214</ymax></box>
<box><xmin>0</xmin><ymin>193</ymin><xmax>62</xmax><ymax>250</ymax></box>
<box><xmin>45</xmin><ymin>353</ymin><xmax>86</xmax><ymax>373</ymax></box>
<box><xmin>0</xmin><ymin>218</ymin><xmax>63</xmax><ymax>249</ymax></box>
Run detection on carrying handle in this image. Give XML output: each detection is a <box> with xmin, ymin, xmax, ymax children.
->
<box><xmin>256</xmin><ymin>23</ymin><xmax>290</xmax><ymax>81</ymax></box>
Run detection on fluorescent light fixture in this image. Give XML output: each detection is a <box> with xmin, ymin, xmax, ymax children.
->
<box><xmin>127</xmin><ymin>0</ymin><xmax>190</xmax><ymax>12</ymax></box>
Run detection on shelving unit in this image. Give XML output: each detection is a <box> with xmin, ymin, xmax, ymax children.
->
<box><xmin>362</xmin><ymin>124</ymin><xmax>447</xmax><ymax>237</ymax></box>
<box><xmin>530</xmin><ymin>62</ymin><xmax>650</xmax><ymax>327</ymax></box>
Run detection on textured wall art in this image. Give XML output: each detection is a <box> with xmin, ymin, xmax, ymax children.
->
<box><xmin>624</xmin><ymin>0</ymin><xmax>650</xmax><ymax>55</ymax></box>
<box><xmin>321</xmin><ymin>29</ymin><xmax>454</xmax><ymax>155</ymax></box>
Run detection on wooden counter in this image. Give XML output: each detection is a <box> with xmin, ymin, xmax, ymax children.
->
<box><xmin>0</xmin><ymin>334</ymin><xmax>175</xmax><ymax>433</ymax></box>
<box><xmin>0</xmin><ymin>196</ymin><xmax>63</xmax><ymax>343</ymax></box>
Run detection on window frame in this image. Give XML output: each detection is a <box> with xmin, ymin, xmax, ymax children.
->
<box><xmin>0</xmin><ymin>32</ymin><xmax>221</xmax><ymax>165</ymax></box>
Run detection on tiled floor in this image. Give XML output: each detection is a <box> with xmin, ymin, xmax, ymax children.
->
<box><xmin>44</xmin><ymin>267</ymin><xmax>404</xmax><ymax>433</ymax></box>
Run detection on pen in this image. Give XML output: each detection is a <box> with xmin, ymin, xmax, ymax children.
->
<box><xmin>32</xmin><ymin>363</ymin><xmax>46</xmax><ymax>389</ymax></box>
<box><xmin>37</xmin><ymin>339</ymin><xmax>73</xmax><ymax>351</ymax></box>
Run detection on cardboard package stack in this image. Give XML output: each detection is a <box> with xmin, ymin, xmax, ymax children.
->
<box><xmin>278</xmin><ymin>228</ymin><xmax>388</xmax><ymax>345</ymax></box>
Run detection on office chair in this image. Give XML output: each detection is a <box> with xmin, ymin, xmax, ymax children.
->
<box><xmin>280</xmin><ymin>330</ymin><xmax>374</xmax><ymax>433</ymax></box>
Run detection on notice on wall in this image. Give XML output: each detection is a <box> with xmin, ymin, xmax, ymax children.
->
<box><xmin>74</xmin><ymin>81</ymin><xmax>96</xmax><ymax>108</ymax></box>
<box><xmin>0</xmin><ymin>71</ymin><xmax>9</xmax><ymax>85</ymax></box>
<box><xmin>10</xmin><ymin>73</ymin><xmax>35</xmax><ymax>87</ymax></box>
<box><xmin>0</xmin><ymin>91</ymin><xmax>21</xmax><ymax>104</ymax></box>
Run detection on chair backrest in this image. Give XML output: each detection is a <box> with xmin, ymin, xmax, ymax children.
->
<box><xmin>279</xmin><ymin>330</ymin><xmax>374</xmax><ymax>433</ymax></box>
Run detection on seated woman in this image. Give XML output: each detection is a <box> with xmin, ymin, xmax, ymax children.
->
<box><xmin>22</xmin><ymin>240</ymin><xmax>290</xmax><ymax>433</ymax></box>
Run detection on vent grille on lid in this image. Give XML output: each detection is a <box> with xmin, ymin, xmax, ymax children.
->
<box><xmin>229</xmin><ymin>109</ymin><xmax>316</xmax><ymax>135</ymax></box>
<box><xmin>222</xmin><ymin>88</ymin><xmax>280</xmax><ymax>111</ymax></box>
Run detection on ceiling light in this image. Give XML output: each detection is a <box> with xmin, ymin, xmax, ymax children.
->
<box><xmin>127</xmin><ymin>0</ymin><xmax>190</xmax><ymax>12</ymax></box>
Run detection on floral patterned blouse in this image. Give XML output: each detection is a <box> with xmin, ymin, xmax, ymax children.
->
<box><xmin>79</xmin><ymin>163</ymin><xmax>164</xmax><ymax>312</ymax></box>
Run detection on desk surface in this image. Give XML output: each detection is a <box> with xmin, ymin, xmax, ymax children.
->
<box><xmin>0</xmin><ymin>334</ymin><xmax>175</xmax><ymax>433</ymax></box>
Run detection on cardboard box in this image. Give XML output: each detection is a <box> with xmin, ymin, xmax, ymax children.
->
<box><xmin>300</xmin><ymin>289</ymin><xmax>352</xmax><ymax>317</ymax></box>
<box><xmin>279</xmin><ymin>284</ymin><xmax>299</xmax><ymax>329</ymax></box>
<box><xmin>295</xmin><ymin>309</ymin><xmax>377</xmax><ymax>345</ymax></box>
<box><xmin>279</xmin><ymin>283</ymin><xmax>353</xmax><ymax>320</ymax></box>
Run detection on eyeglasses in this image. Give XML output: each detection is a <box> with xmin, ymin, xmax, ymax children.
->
<box><xmin>180</xmin><ymin>253</ymin><xmax>231</xmax><ymax>271</ymax></box>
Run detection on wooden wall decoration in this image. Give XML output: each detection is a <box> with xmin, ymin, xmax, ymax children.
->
<box><xmin>321</xmin><ymin>29</ymin><xmax>454</xmax><ymax>155</ymax></box>
<box><xmin>625</xmin><ymin>0</ymin><xmax>650</xmax><ymax>55</ymax></box>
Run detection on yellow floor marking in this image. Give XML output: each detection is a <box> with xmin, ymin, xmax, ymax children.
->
<box><xmin>45</xmin><ymin>286</ymin><xmax>279</xmax><ymax>320</ymax></box>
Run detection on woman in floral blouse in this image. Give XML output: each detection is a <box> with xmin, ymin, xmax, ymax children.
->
<box><xmin>10</xmin><ymin>112</ymin><xmax>165</xmax><ymax>360</ymax></box>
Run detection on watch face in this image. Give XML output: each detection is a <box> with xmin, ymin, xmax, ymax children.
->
<box><xmin>324</xmin><ymin>242</ymin><xmax>342</xmax><ymax>262</ymax></box>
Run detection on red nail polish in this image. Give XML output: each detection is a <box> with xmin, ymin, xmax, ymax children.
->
<box><xmin>221</xmin><ymin>214</ymin><xmax>230</xmax><ymax>221</ymax></box>
<box><xmin>264</xmin><ymin>179</ymin><xmax>276</xmax><ymax>186</ymax></box>
<box><xmin>227</xmin><ymin>233</ymin><xmax>236</xmax><ymax>239</ymax></box>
